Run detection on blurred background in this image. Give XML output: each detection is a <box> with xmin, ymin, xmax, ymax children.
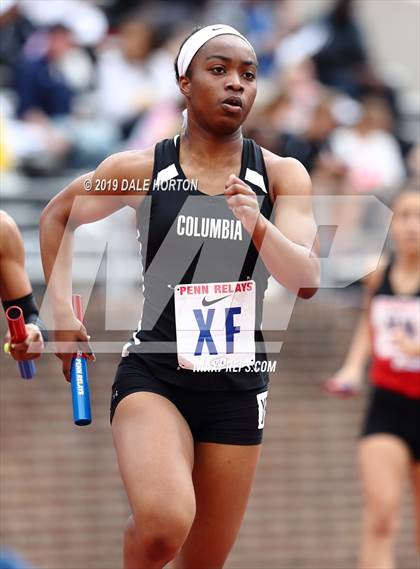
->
<box><xmin>0</xmin><ymin>0</ymin><xmax>419</xmax><ymax>568</ymax></box>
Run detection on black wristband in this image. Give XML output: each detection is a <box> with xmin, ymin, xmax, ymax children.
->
<box><xmin>2</xmin><ymin>292</ymin><xmax>49</xmax><ymax>342</ymax></box>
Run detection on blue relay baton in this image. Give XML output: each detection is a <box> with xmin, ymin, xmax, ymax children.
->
<box><xmin>70</xmin><ymin>294</ymin><xmax>91</xmax><ymax>426</ymax></box>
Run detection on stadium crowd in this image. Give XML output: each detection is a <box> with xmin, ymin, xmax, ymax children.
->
<box><xmin>1</xmin><ymin>0</ymin><xmax>418</xmax><ymax>269</ymax></box>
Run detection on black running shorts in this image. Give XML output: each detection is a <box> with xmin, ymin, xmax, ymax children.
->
<box><xmin>361</xmin><ymin>386</ymin><xmax>420</xmax><ymax>461</ymax></box>
<box><xmin>110</xmin><ymin>354</ymin><xmax>269</xmax><ymax>445</ymax></box>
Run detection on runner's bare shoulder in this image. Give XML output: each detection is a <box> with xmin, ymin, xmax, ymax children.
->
<box><xmin>0</xmin><ymin>211</ymin><xmax>23</xmax><ymax>259</ymax></box>
<box><xmin>260</xmin><ymin>147</ymin><xmax>312</xmax><ymax>204</ymax></box>
<box><xmin>92</xmin><ymin>147</ymin><xmax>155</xmax><ymax>193</ymax></box>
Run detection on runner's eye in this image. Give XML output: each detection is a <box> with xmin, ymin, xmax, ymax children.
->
<box><xmin>211</xmin><ymin>66</ymin><xmax>225</xmax><ymax>74</ymax></box>
<box><xmin>243</xmin><ymin>71</ymin><xmax>255</xmax><ymax>80</ymax></box>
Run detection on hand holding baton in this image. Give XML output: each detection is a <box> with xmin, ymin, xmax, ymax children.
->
<box><xmin>5</xmin><ymin>306</ymin><xmax>36</xmax><ymax>379</ymax></box>
<box><xmin>70</xmin><ymin>294</ymin><xmax>92</xmax><ymax>426</ymax></box>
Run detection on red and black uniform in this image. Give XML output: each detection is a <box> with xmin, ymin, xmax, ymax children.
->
<box><xmin>362</xmin><ymin>262</ymin><xmax>420</xmax><ymax>460</ymax></box>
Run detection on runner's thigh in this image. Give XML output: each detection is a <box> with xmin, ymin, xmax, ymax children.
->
<box><xmin>112</xmin><ymin>392</ymin><xmax>196</xmax><ymax>526</ymax></box>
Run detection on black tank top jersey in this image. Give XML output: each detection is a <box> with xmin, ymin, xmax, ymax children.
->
<box><xmin>125</xmin><ymin>135</ymin><xmax>274</xmax><ymax>391</ymax></box>
<box><xmin>373</xmin><ymin>262</ymin><xmax>420</xmax><ymax>299</ymax></box>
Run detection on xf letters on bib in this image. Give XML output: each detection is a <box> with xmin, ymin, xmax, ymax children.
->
<box><xmin>174</xmin><ymin>280</ymin><xmax>256</xmax><ymax>371</ymax></box>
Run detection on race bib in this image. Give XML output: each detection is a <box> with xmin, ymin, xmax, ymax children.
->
<box><xmin>372</xmin><ymin>295</ymin><xmax>420</xmax><ymax>372</ymax></box>
<box><xmin>174</xmin><ymin>280</ymin><xmax>256</xmax><ymax>371</ymax></box>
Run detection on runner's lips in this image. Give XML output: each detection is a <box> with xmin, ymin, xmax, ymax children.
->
<box><xmin>222</xmin><ymin>96</ymin><xmax>243</xmax><ymax>108</ymax></box>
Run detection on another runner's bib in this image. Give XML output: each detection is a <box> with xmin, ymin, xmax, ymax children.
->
<box><xmin>371</xmin><ymin>296</ymin><xmax>420</xmax><ymax>372</ymax></box>
<box><xmin>174</xmin><ymin>280</ymin><xmax>256</xmax><ymax>371</ymax></box>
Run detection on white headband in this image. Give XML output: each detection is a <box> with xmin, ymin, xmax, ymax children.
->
<box><xmin>177</xmin><ymin>24</ymin><xmax>255</xmax><ymax>78</ymax></box>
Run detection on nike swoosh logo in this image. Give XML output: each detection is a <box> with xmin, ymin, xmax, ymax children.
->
<box><xmin>202</xmin><ymin>294</ymin><xmax>232</xmax><ymax>307</ymax></box>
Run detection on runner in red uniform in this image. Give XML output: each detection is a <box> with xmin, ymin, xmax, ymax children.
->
<box><xmin>326</xmin><ymin>188</ymin><xmax>420</xmax><ymax>569</ymax></box>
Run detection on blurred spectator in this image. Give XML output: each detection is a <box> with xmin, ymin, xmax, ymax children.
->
<box><xmin>204</xmin><ymin>0</ymin><xmax>298</xmax><ymax>77</ymax></box>
<box><xmin>0</xmin><ymin>0</ymin><xmax>416</xmax><ymax>196</ymax></box>
<box><xmin>1</xmin><ymin>92</ymin><xmax>72</xmax><ymax>174</ymax></box>
<box><xmin>9</xmin><ymin>24</ymin><xmax>85</xmax><ymax>173</ymax></box>
<box><xmin>102</xmin><ymin>0</ymin><xmax>143</xmax><ymax>26</ymax></box>
<box><xmin>311</xmin><ymin>0</ymin><xmax>385</xmax><ymax>100</ymax></box>
<box><xmin>241</xmin><ymin>1</ymin><xmax>298</xmax><ymax>76</ymax></box>
<box><xmin>245</xmin><ymin>59</ymin><xmax>325</xmax><ymax>157</ymax></box>
<box><xmin>96</xmin><ymin>12</ymin><xmax>180</xmax><ymax>138</ymax></box>
<box><xmin>275</xmin><ymin>59</ymin><xmax>324</xmax><ymax>133</ymax></box>
<box><xmin>277</xmin><ymin>92</ymin><xmax>337</xmax><ymax>173</ymax></box>
<box><xmin>329</xmin><ymin>95</ymin><xmax>406</xmax><ymax>196</ymax></box>
<box><xmin>274</xmin><ymin>0</ymin><xmax>398</xmax><ymax>121</ymax></box>
<box><xmin>15</xmin><ymin>24</ymin><xmax>75</xmax><ymax>119</ymax></box>
<box><xmin>274</xmin><ymin>15</ymin><xmax>328</xmax><ymax>73</ymax></box>
<box><xmin>126</xmin><ymin>101</ymin><xmax>181</xmax><ymax>150</ymax></box>
<box><xmin>19</xmin><ymin>0</ymin><xmax>108</xmax><ymax>47</ymax></box>
<box><xmin>5</xmin><ymin>13</ymin><xmax>120</xmax><ymax>174</ymax></box>
<box><xmin>103</xmin><ymin>0</ymin><xmax>206</xmax><ymax>29</ymax></box>
<box><xmin>0</xmin><ymin>1</ymin><xmax>35</xmax><ymax>85</ymax></box>
<box><xmin>317</xmin><ymin>94</ymin><xmax>408</xmax><ymax>256</ymax></box>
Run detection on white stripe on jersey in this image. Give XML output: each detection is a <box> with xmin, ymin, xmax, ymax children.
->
<box><xmin>156</xmin><ymin>163</ymin><xmax>179</xmax><ymax>184</ymax></box>
<box><xmin>245</xmin><ymin>168</ymin><xmax>267</xmax><ymax>193</ymax></box>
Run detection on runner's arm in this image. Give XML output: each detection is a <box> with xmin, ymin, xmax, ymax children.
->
<box><xmin>253</xmin><ymin>157</ymin><xmax>320</xmax><ymax>298</ymax></box>
<box><xmin>40</xmin><ymin>150</ymin><xmax>152</xmax><ymax>324</ymax></box>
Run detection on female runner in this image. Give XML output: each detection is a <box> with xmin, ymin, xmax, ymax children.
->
<box><xmin>40</xmin><ymin>25</ymin><xmax>320</xmax><ymax>569</ymax></box>
<box><xmin>326</xmin><ymin>188</ymin><xmax>420</xmax><ymax>569</ymax></box>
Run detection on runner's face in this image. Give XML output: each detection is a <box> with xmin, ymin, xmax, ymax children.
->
<box><xmin>391</xmin><ymin>192</ymin><xmax>420</xmax><ymax>256</ymax></box>
<box><xmin>180</xmin><ymin>35</ymin><xmax>257</xmax><ymax>134</ymax></box>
